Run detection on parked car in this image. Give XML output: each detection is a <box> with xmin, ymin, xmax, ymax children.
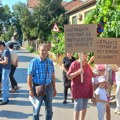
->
<box><xmin>5</xmin><ymin>41</ymin><xmax>21</xmax><ymax>50</ymax></box>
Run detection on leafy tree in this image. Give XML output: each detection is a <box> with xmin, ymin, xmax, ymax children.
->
<box><xmin>0</xmin><ymin>5</ymin><xmax>12</xmax><ymax>40</ymax></box>
<box><xmin>85</xmin><ymin>0</ymin><xmax>120</xmax><ymax>37</ymax></box>
<box><xmin>12</xmin><ymin>2</ymin><xmax>34</xmax><ymax>41</ymax></box>
<box><xmin>33</xmin><ymin>0</ymin><xmax>65</xmax><ymax>42</ymax></box>
<box><xmin>50</xmin><ymin>32</ymin><xmax>65</xmax><ymax>55</ymax></box>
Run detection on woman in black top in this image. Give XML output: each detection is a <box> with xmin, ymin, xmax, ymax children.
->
<box><xmin>62</xmin><ymin>53</ymin><xmax>76</xmax><ymax>104</ymax></box>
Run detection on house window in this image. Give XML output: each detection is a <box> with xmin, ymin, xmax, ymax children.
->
<box><xmin>72</xmin><ymin>16</ymin><xmax>77</xmax><ymax>24</ymax></box>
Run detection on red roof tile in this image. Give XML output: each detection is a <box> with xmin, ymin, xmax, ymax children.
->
<box><xmin>63</xmin><ymin>0</ymin><xmax>96</xmax><ymax>11</ymax></box>
<box><xmin>27</xmin><ymin>0</ymin><xmax>39</xmax><ymax>8</ymax></box>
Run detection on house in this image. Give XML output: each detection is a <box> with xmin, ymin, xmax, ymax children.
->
<box><xmin>64</xmin><ymin>0</ymin><xmax>96</xmax><ymax>24</ymax></box>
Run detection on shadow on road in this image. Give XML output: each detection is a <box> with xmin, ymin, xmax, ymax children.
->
<box><xmin>8</xmin><ymin>99</ymin><xmax>31</xmax><ymax>106</ymax></box>
<box><xmin>0</xmin><ymin>110</ymin><xmax>32</xmax><ymax>119</ymax></box>
<box><xmin>10</xmin><ymin>90</ymin><xmax>29</xmax><ymax>99</ymax></box>
<box><xmin>15</xmin><ymin>68</ymin><xmax>27</xmax><ymax>83</ymax></box>
<box><xmin>18</xmin><ymin>55</ymin><xmax>34</xmax><ymax>62</ymax></box>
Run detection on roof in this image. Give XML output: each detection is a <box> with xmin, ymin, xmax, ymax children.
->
<box><xmin>63</xmin><ymin>0</ymin><xmax>81</xmax><ymax>11</ymax></box>
<box><xmin>27</xmin><ymin>0</ymin><xmax>39</xmax><ymax>8</ymax></box>
<box><xmin>64</xmin><ymin>0</ymin><xmax>96</xmax><ymax>12</ymax></box>
<box><xmin>61</xmin><ymin>1</ymin><xmax>68</xmax><ymax>6</ymax></box>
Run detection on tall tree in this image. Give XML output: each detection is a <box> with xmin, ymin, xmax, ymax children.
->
<box><xmin>33</xmin><ymin>0</ymin><xmax>65</xmax><ymax>42</ymax></box>
<box><xmin>12</xmin><ymin>2</ymin><xmax>35</xmax><ymax>41</ymax></box>
<box><xmin>0</xmin><ymin>5</ymin><xmax>11</xmax><ymax>34</ymax></box>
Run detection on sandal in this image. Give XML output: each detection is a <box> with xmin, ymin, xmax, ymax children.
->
<box><xmin>10</xmin><ymin>89</ymin><xmax>16</xmax><ymax>93</ymax></box>
<box><xmin>14</xmin><ymin>86</ymin><xmax>21</xmax><ymax>90</ymax></box>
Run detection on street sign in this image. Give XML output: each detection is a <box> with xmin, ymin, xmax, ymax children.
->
<box><xmin>52</xmin><ymin>23</ymin><xmax>60</xmax><ymax>32</ymax></box>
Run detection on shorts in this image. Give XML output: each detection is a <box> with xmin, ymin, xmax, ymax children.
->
<box><xmin>74</xmin><ymin>98</ymin><xmax>88</xmax><ymax>112</ymax></box>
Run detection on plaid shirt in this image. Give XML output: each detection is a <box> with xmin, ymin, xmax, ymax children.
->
<box><xmin>27</xmin><ymin>57</ymin><xmax>54</xmax><ymax>85</ymax></box>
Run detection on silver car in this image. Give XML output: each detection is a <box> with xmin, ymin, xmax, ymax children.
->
<box><xmin>5</xmin><ymin>41</ymin><xmax>21</xmax><ymax>50</ymax></box>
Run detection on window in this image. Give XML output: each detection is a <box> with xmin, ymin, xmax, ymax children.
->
<box><xmin>72</xmin><ymin>16</ymin><xmax>77</xmax><ymax>24</ymax></box>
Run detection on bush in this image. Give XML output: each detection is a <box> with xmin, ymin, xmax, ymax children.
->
<box><xmin>27</xmin><ymin>45</ymin><xmax>34</xmax><ymax>53</ymax></box>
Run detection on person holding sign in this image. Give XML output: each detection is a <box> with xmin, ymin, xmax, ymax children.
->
<box><xmin>62</xmin><ymin>52</ymin><xmax>76</xmax><ymax>104</ymax></box>
<box><xmin>67</xmin><ymin>53</ymin><xmax>93</xmax><ymax>120</ymax></box>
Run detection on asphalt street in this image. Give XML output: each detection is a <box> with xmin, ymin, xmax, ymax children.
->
<box><xmin>0</xmin><ymin>48</ymin><xmax>119</xmax><ymax>120</ymax></box>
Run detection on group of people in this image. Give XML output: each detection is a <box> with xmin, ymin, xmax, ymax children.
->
<box><xmin>28</xmin><ymin>43</ymin><xmax>119</xmax><ymax>120</ymax></box>
<box><xmin>0</xmin><ymin>41</ymin><xmax>19</xmax><ymax>105</ymax></box>
<box><xmin>62</xmin><ymin>53</ymin><xmax>120</xmax><ymax>120</ymax></box>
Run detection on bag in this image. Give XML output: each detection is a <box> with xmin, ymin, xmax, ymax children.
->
<box><xmin>35</xmin><ymin>85</ymin><xmax>46</xmax><ymax>96</ymax></box>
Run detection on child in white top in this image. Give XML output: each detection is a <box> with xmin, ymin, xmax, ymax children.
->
<box><xmin>92</xmin><ymin>64</ymin><xmax>111</xmax><ymax>120</ymax></box>
<box><xmin>114</xmin><ymin>64</ymin><xmax>120</xmax><ymax>114</ymax></box>
<box><xmin>95</xmin><ymin>76</ymin><xmax>109</xmax><ymax>120</ymax></box>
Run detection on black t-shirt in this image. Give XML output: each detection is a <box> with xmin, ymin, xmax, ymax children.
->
<box><xmin>62</xmin><ymin>56</ymin><xmax>76</xmax><ymax>75</ymax></box>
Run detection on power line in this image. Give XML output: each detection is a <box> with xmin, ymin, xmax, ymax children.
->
<box><xmin>40</xmin><ymin>0</ymin><xmax>63</xmax><ymax>18</ymax></box>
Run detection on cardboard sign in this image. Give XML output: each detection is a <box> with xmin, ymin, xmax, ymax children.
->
<box><xmin>64</xmin><ymin>24</ymin><xmax>96</xmax><ymax>53</ymax></box>
<box><xmin>95</xmin><ymin>37</ymin><xmax>120</xmax><ymax>64</ymax></box>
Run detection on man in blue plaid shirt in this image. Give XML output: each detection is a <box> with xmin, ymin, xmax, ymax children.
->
<box><xmin>27</xmin><ymin>43</ymin><xmax>57</xmax><ymax>120</ymax></box>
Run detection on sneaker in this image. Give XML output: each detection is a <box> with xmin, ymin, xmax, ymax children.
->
<box><xmin>114</xmin><ymin>108</ymin><xmax>120</xmax><ymax>114</ymax></box>
<box><xmin>117</xmin><ymin>112</ymin><xmax>120</xmax><ymax>115</ymax></box>
<box><xmin>0</xmin><ymin>100</ymin><xmax>9</xmax><ymax>105</ymax></box>
<box><xmin>63</xmin><ymin>100</ymin><xmax>67</xmax><ymax>104</ymax></box>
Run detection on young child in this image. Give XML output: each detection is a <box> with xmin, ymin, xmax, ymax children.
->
<box><xmin>114</xmin><ymin>64</ymin><xmax>120</xmax><ymax>114</ymax></box>
<box><xmin>95</xmin><ymin>76</ymin><xmax>109</xmax><ymax>120</ymax></box>
<box><xmin>93</xmin><ymin>64</ymin><xmax>111</xmax><ymax>120</ymax></box>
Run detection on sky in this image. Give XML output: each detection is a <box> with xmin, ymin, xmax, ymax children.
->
<box><xmin>2</xmin><ymin>0</ymin><xmax>72</xmax><ymax>10</ymax></box>
<box><xmin>2</xmin><ymin>0</ymin><xmax>27</xmax><ymax>10</ymax></box>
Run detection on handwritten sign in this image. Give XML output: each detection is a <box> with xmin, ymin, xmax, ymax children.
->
<box><xmin>64</xmin><ymin>24</ymin><xmax>96</xmax><ymax>53</ymax></box>
<box><xmin>95</xmin><ymin>38</ymin><xmax>120</xmax><ymax>64</ymax></box>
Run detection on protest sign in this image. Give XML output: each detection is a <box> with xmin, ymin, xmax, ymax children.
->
<box><xmin>64</xmin><ymin>24</ymin><xmax>96</xmax><ymax>53</ymax></box>
<box><xmin>64</xmin><ymin>24</ymin><xmax>96</xmax><ymax>82</ymax></box>
<box><xmin>95</xmin><ymin>37</ymin><xmax>120</xmax><ymax>64</ymax></box>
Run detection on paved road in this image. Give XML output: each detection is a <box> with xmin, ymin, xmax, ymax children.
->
<box><xmin>0</xmin><ymin>48</ymin><xmax>119</xmax><ymax>120</ymax></box>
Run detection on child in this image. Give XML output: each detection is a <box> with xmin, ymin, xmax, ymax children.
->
<box><xmin>93</xmin><ymin>64</ymin><xmax>111</xmax><ymax>120</ymax></box>
<box><xmin>114</xmin><ymin>64</ymin><xmax>120</xmax><ymax>114</ymax></box>
<box><xmin>95</xmin><ymin>76</ymin><xmax>109</xmax><ymax>120</ymax></box>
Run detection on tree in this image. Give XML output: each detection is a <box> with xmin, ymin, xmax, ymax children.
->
<box><xmin>84</xmin><ymin>0</ymin><xmax>120</xmax><ymax>37</ymax></box>
<box><xmin>12</xmin><ymin>2</ymin><xmax>35</xmax><ymax>42</ymax></box>
<box><xmin>0</xmin><ymin>5</ymin><xmax>12</xmax><ymax>40</ymax></box>
<box><xmin>32</xmin><ymin>0</ymin><xmax>65</xmax><ymax>42</ymax></box>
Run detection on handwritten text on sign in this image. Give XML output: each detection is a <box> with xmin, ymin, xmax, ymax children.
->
<box><xmin>95</xmin><ymin>38</ymin><xmax>120</xmax><ymax>64</ymax></box>
<box><xmin>64</xmin><ymin>24</ymin><xmax>96</xmax><ymax>53</ymax></box>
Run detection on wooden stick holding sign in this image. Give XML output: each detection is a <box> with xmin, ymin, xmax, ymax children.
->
<box><xmin>80</xmin><ymin>53</ymin><xmax>83</xmax><ymax>83</ymax></box>
<box><xmin>106</xmin><ymin>64</ymin><xmax>109</xmax><ymax>81</ymax></box>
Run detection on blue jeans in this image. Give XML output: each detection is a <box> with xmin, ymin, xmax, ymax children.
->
<box><xmin>97</xmin><ymin>102</ymin><xmax>106</xmax><ymax>120</ymax></box>
<box><xmin>2</xmin><ymin>69</ymin><xmax>10</xmax><ymax>102</ymax></box>
<box><xmin>33</xmin><ymin>85</ymin><xmax>53</xmax><ymax>120</ymax></box>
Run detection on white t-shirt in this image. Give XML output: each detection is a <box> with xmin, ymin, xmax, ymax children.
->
<box><xmin>10</xmin><ymin>49</ymin><xmax>18</xmax><ymax>66</ymax></box>
<box><xmin>95</xmin><ymin>87</ymin><xmax>107</xmax><ymax>101</ymax></box>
